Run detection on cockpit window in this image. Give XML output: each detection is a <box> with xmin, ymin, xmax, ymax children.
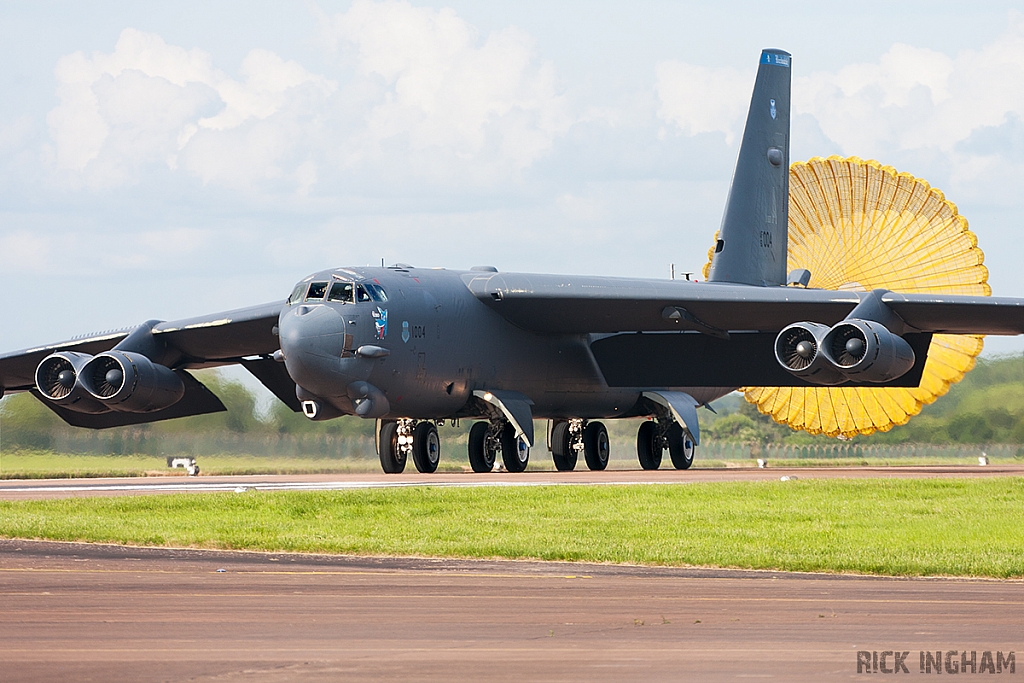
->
<box><xmin>367</xmin><ymin>284</ymin><xmax>388</xmax><ymax>302</ymax></box>
<box><xmin>328</xmin><ymin>282</ymin><xmax>354</xmax><ymax>303</ymax></box>
<box><xmin>356</xmin><ymin>284</ymin><xmax>372</xmax><ymax>303</ymax></box>
<box><xmin>288</xmin><ymin>284</ymin><xmax>305</xmax><ymax>305</ymax></box>
<box><xmin>305</xmin><ymin>281</ymin><xmax>328</xmax><ymax>301</ymax></box>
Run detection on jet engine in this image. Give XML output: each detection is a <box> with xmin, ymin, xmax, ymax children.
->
<box><xmin>78</xmin><ymin>351</ymin><xmax>185</xmax><ymax>413</ymax></box>
<box><xmin>35</xmin><ymin>352</ymin><xmax>107</xmax><ymax>413</ymax></box>
<box><xmin>773</xmin><ymin>322</ymin><xmax>846</xmax><ymax>386</ymax></box>
<box><xmin>775</xmin><ymin>319</ymin><xmax>915</xmax><ymax>385</ymax></box>
<box><xmin>821</xmin><ymin>319</ymin><xmax>915</xmax><ymax>383</ymax></box>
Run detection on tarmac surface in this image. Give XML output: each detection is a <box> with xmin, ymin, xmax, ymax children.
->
<box><xmin>3</xmin><ymin>468</ymin><xmax>1023</xmax><ymax>680</ymax></box>
<box><xmin>2</xmin><ymin>463</ymin><xmax>1023</xmax><ymax>500</ymax></box>
<box><xmin>1</xmin><ymin>539</ymin><xmax>1022</xmax><ymax>682</ymax></box>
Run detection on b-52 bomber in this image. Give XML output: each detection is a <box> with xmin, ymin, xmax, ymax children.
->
<box><xmin>2</xmin><ymin>49</ymin><xmax>1023</xmax><ymax>474</ymax></box>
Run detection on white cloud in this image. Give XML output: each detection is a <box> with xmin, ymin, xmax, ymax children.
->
<box><xmin>0</xmin><ymin>232</ymin><xmax>52</xmax><ymax>273</ymax></box>
<box><xmin>654</xmin><ymin>15</ymin><xmax>1024</xmax><ymax>201</ymax></box>
<box><xmin>324</xmin><ymin>0</ymin><xmax>571</xmax><ymax>176</ymax></box>
<box><xmin>46</xmin><ymin>28</ymin><xmax>335</xmax><ymax>189</ymax></box>
<box><xmin>654</xmin><ymin>61</ymin><xmax>750</xmax><ymax>144</ymax></box>
<box><xmin>795</xmin><ymin>16</ymin><xmax>1024</xmax><ymax>160</ymax></box>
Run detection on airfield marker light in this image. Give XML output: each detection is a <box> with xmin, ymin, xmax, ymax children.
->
<box><xmin>705</xmin><ymin>157</ymin><xmax>988</xmax><ymax>439</ymax></box>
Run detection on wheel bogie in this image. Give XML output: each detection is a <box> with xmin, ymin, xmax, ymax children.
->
<box><xmin>412</xmin><ymin>421</ymin><xmax>441</xmax><ymax>473</ymax></box>
<box><xmin>550</xmin><ymin>420</ymin><xmax>577</xmax><ymax>471</ymax></box>
<box><xmin>668</xmin><ymin>422</ymin><xmax>695</xmax><ymax>470</ymax></box>
<box><xmin>377</xmin><ymin>420</ymin><xmax>406</xmax><ymax>473</ymax></box>
<box><xmin>636</xmin><ymin>420</ymin><xmax>662</xmax><ymax>470</ymax></box>
<box><xmin>501</xmin><ymin>422</ymin><xmax>530</xmax><ymax>472</ymax></box>
<box><xmin>468</xmin><ymin>421</ymin><xmax>497</xmax><ymax>473</ymax></box>
<box><xmin>583</xmin><ymin>421</ymin><xmax>610</xmax><ymax>471</ymax></box>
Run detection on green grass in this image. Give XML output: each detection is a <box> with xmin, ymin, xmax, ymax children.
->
<box><xmin>2</xmin><ymin>477</ymin><xmax>1024</xmax><ymax>577</ymax></box>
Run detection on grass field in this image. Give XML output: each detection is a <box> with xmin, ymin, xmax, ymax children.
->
<box><xmin>2</xmin><ymin>477</ymin><xmax>1024</xmax><ymax>577</ymax></box>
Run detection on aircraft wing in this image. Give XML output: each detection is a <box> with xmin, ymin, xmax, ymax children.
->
<box><xmin>0</xmin><ymin>301</ymin><xmax>284</xmax><ymax>393</ymax></box>
<box><xmin>463</xmin><ymin>272</ymin><xmax>1024</xmax><ymax>336</ymax></box>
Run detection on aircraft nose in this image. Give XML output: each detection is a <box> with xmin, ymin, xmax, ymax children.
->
<box><xmin>278</xmin><ymin>304</ymin><xmax>350</xmax><ymax>394</ymax></box>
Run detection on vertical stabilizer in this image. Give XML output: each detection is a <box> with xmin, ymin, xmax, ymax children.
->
<box><xmin>707</xmin><ymin>49</ymin><xmax>791</xmax><ymax>287</ymax></box>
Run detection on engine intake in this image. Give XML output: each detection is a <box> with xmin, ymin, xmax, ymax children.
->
<box><xmin>775</xmin><ymin>319</ymin><xmax>916</xmax><ymax>385</ymax></box>
<box><xmin>34</xmin><ymin>352</ymin><xmax>108</xmax><ymax>413</ymax></box>
<box><xmin>80</xmin><ymin>351</ymin><xmax>185</xmax><ymax>413</ymax></box>
<box><xmin>773</xmin><ymin>322</ymin><xmax>846</xmax><ymax>386</ymax></box>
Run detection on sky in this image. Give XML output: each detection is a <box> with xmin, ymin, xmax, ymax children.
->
<box><xmin>2</xmin><ymin>0</ymin><xmax>1024</xmax><ymax>358</ymax></box>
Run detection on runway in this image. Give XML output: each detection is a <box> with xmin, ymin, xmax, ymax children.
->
<box><xmin>1</xmin><ymin>464</ymin><xmax>1022</xmax><ymax>500</ymax></box>
<box><xmin>1</xmin><ymin>539</ymin><xmax>1021</xmax><ymax>682</ymax></box>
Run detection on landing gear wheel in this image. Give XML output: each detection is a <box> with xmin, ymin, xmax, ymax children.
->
<box><xmin>667</xmin><ymin>423</ymin><xmax>695</xmax><ymax>470</ymax></box>
<box><xmin>412</xmin><ymin>421</ymin><xmax>440</xmax><ymax>473</ymax></box>
<box><xmin>501</xmin><ymin>423</ymin><xmax>530</xmax><ymax>473</ymax></box>
<box><xmin>550</xmin><ymin>421</ymin><xmax>577</xmax><ymax>471</ymax></box>
<box><xmin>378</xmin><ymin>421</ymin><xmax>406</xmax><ymax>473</ymax></box>
<box><xmin>583</xmin><ymin>421</ymin><xmax>610</xmax><ymax>471</ymax></box>
<box><xmin>468</xmin><ymin>421</ymin><xmax>496</xmax><ymax>473</ymax></box>
<box><xmin>636</xmin><ymin>420</ymin><xmax>662</xmax><ymax>470</ymax></box>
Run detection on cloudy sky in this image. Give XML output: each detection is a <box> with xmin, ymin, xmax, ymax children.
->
<box><xmin>2</xmin><ymin>0</ymin><xmax>1024</xmax><ymax>357</ymax></box>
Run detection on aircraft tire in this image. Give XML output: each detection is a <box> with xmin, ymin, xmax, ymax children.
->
<box><xmin>412</xmin><ymin>421</ymin><xmax>440</xmax><ymax>474</ymax></box>
<box><xmin>583</xmin><ymin>421</ymin><xmax>610</xmax><ymax>471</ymax></box>
<box><xmin>550</xmin><ymin>421</ymin><xmax>577</xmax><ymax>471</ymax></box>
<box><xmin>500</xmin><ymin>422</ymin><xmax>530</xmax><ymax>473</ymax></box>
<box><xmin>667</xmin><ymin>422</ymin><xmax>695</xmax><ymax>470</ymax></box>
<box><xmin>467</xmin><ymin>421</ymin><xmax>495</xmax><ymax>473</ymax></box>
<box><xmin>636</xmin><ymin>420</ymin><xmax>662</xmax><ymax>470</ymax></box>
<box><xmin>378</xmin><ymin>421</ymin><xmax>406</xmax><ymax>473</ymax></box>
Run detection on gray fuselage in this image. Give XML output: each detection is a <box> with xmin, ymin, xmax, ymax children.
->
<box><xmin>278</xmin><ymin>265</ymin><xmax>733</xmax><ymax>422</ymax></box>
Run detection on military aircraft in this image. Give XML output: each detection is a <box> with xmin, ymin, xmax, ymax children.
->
<box><xmin>2</xmin><ymin>49</ymin><xmax>1022</xmax><ymax>474</ymax></box>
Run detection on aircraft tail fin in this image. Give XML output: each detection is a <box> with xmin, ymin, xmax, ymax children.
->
<box><xmin>707</xmin><ymin>49</ymin><xmax>791</xmax><ymax>287</ymax></box>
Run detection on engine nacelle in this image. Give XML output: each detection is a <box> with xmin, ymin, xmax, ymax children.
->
<box><xmin>34</xmin><ymin>352</ymin><xmax>108</xmax><ymax>413</ymax></box>
<box><xmin>821</xmin><ymin>319</ymin><xmax>915</xmax><ymax>383</ymax></box>
<box><xmin>79</xmin><ymin>351</ymin><xmax>185</xmax><ymax>413</ymax></box>
<box><xmin>773</xmin><ymin>322</ymin><xmax>847</xmax><ymax>386</ymax></box>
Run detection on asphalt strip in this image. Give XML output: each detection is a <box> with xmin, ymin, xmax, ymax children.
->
<box><xmin>0</xmin><ymin>478</ymin><xmax>690</xmax><ymax>494</ymax></box>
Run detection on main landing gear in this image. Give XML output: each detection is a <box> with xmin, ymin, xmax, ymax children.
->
<box><xmin>377</xmin><ymin>417</ymin><xmax>529</xmax><ymax>474</ymax></box>
<box><xmin>636</xmin><ymin>419</ymin><xmax>695</xmax><ymax>470</ymax></box>
<box><xmin>548</xmin><ymin>419</ymin><xmax>610</xmax><ymax>472</ymax></box>
<box><xmin>467</xmin><ymin>420</ymin><xmax>530</xmax><ymax>473</ymax></box>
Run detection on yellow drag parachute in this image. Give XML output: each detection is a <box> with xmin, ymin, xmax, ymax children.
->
<box><xmin>703</xmin><ymin>156</ymin><xmax>989</xmax><ymax>438</ymax></box>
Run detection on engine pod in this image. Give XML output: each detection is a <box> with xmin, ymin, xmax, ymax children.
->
<box><xmin>80</xmin><ymin>351</ymin><xmax>185</xmax><ymax>413</ymax></box>
<box><xmin>774</xmin><ymin>322</ymin><xmax>846</xmax><ymax>386</ymax></box>
<box><xmin>34</xmin><ymin>352</ymin><xmax>108</xmax><ymax>413</ymax></box>
<box><xmin>822</xmin><ymin>319</ymin><xmax>915</xmax><ymax>383</ymax></box>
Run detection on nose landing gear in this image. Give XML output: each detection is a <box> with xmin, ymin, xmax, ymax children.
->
<box><xmin>377</xmin><ymin>419</ymin><xmax>443</xmax><ymax>474</ymax></box>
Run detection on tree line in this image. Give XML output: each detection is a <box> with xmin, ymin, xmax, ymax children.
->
<box><xmin>2</xmin><ymin>355</ymin><xmax>1023</xmax><ymax>451</ymax></box>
